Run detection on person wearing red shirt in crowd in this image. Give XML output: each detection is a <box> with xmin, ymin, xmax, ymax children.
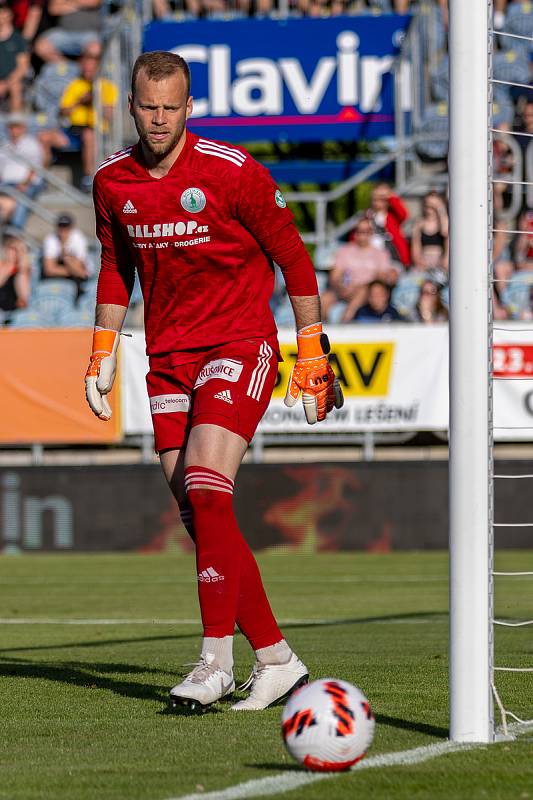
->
<box><xmin>367</xmin><ymin>182</ymin><xmax>410</xmax><ymax>267</ymax></box>
<box><xmin>84</xmin><ymin>51</ymin><xmax>343</xmax><ymax>713</ymax></box>
<box><xmin>8</xmin><ymin>0</ymin><xmax>43</xmax><ymax>41</ymax></box>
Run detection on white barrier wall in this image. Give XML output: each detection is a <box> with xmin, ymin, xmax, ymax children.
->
<box><xmin>121</xmin><ymin>324</ymin><xmax>533</xmax><ymax>440</ymax></box>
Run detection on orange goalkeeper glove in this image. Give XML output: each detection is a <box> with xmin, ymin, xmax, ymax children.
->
<box><xmin>284</xmin><ymin>322</ymin><xmax>344</xmax><ymax>424</ymax></box>
<box><xmin>85</xmin><ymin>327</ymin><xmax>120</xmax><ymax>421</ymax></box>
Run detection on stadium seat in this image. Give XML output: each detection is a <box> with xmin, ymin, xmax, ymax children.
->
<box><xmin>31</xmin><ymin>279</ymin><xmax>77</xmax><ymax>324</ymax></box>
<box><xmin>503</xmin><ymin>3</ymin><xmax>533</xmax><ymax>59</ymax></box>
<box><xmin>8</xmin><ymin>309</ymin><xmax>51</xmax><ymax>328</ymax></box>
<box><xmin>501</xmin><ymin>271</ymin><xmax>533</xmax><ymax>319</ymax></box>
<box><xmin>493</xmin><ymin>50</ymin><xmax>531</xmax><ymax>102</ymax></box>
<box><xmin>392</xmin><ymin>272</ymin><xmax>426</xmax><ymax>318</ymax></box>
<box><xmin>415</xmin><ymin>102</ymin><xmax>449</xmax><ymax>161</ymax></box>
<box><xmin>58</xmin><ymin>308</ymin><xmax>94</xmax><ymax>328</ymax></box>
<box><xmin>430</xmin><ymin>55</ymin><xmax>449</xmax><ymax>102</ymax></box>
<box><xmin>29</xmin><ymin>61</ymin><xmax>80</xmax><ymax>127</ymax></box>
<box><xmin>77</xmin><ymin>279</ymin><xmax>98</xmax><ymax>311</ymax></box>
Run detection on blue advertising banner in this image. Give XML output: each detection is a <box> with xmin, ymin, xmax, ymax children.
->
<box><xmin>143</xmin><ymin>15</ymin><xmax>411</xmax><ymax>143</ymax></box>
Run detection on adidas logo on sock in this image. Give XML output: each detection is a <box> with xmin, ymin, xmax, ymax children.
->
<box><xmin>214</xmin><ymin>389</ymin><xmax>233</xmax><ymax>404</ymax></box>
<box><xmin>122</xmin><ymin>199</ymin><xmax>137</xmax><ymax>214</ymax></box>
<box><xmin>198</xmin><ymin>566</ymin><xmax>225</xmax><ymax>583</ymax></box>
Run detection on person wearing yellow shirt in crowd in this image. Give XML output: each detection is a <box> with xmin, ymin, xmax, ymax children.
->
<box><xmin>59</xmin><ymin>40</ymin><xmax>118</xmax><ymax>192</ymax></box>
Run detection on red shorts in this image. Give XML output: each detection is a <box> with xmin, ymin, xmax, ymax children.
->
<box><xmin>146</xmin><ymin>337</ymin><xmax>280</xmax><ymax>452</ymax></box>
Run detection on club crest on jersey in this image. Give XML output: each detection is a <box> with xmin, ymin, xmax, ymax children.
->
<box><xmin>181</xmin><ymin>187</ymin><xmax>206</xmax><ymax>213</ymax></box>
<box><xmin>275</xmin><ymin>189</ymin><xmax>287</xmax><ymax>209</ymax></box>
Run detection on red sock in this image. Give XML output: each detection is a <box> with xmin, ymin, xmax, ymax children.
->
<box><xmin>184</xmin><ymin>466</ymin><xmax>282</xmax><ymax>648</ymax></box>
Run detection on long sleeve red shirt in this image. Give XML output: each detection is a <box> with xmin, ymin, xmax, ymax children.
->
<box><xmin>93</xmin><ymin>131</ymin><xmax>317</xmax><ymax>361</ymax></box>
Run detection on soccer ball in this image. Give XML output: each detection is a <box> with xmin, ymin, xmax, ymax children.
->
<box><xmin>281</xmin><ymin>679</ymin><xmax>375</xmax><ymax>772</ymax></box>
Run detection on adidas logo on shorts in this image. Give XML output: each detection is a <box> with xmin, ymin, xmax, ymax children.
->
<box><xmin>214</xmin><ymin>389</ymin><xmax>233</xmax><ymax>404</ymax></box>
<box><xmin>198</xmin><ymin>567</ymin><xmax>224</xmax><ymax>583</ymax></box>
<box><xmin>122</xmin><ymin>199</ymin><xmax>137</xmax><ymax>214</ymax></box>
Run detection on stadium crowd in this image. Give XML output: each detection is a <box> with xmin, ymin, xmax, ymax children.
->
<box><xmin>0</xmin><ymin>0</ymin><xmax>531</xmax><ymax>327</ymax></box>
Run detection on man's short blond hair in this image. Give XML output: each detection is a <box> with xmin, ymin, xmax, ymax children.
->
<box><xmin>131</xmin><ymin>51</ymin><xmax>191</xmax><ymax>98</ymax></box>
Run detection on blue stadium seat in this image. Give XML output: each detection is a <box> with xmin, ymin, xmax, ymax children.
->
<box><xmin>58</xmin><ymin>308</ymin><xmax>94</xmax><ymax>328</ymax></box>
<box><xmin>77</xmin><ymin>279</ymin><xmax>98</xmax><ymax>311</ymax></box>
<box><xmin>29</xmin><ymin>61</ymin><xmax>80</xmax><ymax>128</ymax></box>
<box><xmin>501</xmin><ymin>270</ymin><xmax>533</xmax><ymax>318</ymax></box>
<box><xmin>415</xmin><ymin>102</ymin><xmax>449</xmax><ymax>161</ymax></box>
<box><xmin>8</xmin><ymin>309</ymin><xmax>51</xmax><ymax>328</ymax></box>
<box><xmin>493</xmin><ymin>49</ymin><xmax>531</xmax><ymax>102</ymax></box>
<box><xmin>430</xmin><ymin>55</ymin><xmax>449</xmax><ymax>102</ymax></box>
<box><xmin>392</xmin><ymin>272</ymin><xmax>426</xmax><ymax>318</ymax></box>
<box><xmin>503</xmin><ymin>3</ymin><xmax>533</xmax><ymax>58</ymax></box>
<box><xmin>31</xmin><ymin>280</ymin><xmax>77</xmax><ymax>324</ymax></box>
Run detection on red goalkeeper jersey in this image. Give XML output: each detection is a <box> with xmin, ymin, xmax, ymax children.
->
<box><xmin>93</xmin><ymin>131</ymin><xmax>317</xmax><ymax>361</ymax></box>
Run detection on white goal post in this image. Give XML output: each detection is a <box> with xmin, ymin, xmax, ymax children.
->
<box><xmin>448</xmin><ymin>0</ymin><xmax>494</xmax><ymax>742</ymax></box>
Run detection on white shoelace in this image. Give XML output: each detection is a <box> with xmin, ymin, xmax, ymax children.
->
<box><xmin>237</xmin><ymin>662</ymin><xmax>268</xmax><ymax>692</ymax></box>
<box><xmin>182</xmin><ymin>658</ymin><xmax>221</xmax><ymax>685</ymax></box>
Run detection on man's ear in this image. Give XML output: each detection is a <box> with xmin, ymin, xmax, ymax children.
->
<box><xmin>128</xmin><ymin>93</ymin><xmax>134</xmax><ymax>116</ymax></box>
<box><xmin>186</xmin><ymin>95</ymin><xmax>193</xmax><ymax>120</ymax></box>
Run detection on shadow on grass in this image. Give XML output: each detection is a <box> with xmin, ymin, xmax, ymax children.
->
<box><xmin>0</xmin><ymin>659</ymin><xmax>168</xmax><ymax>703</ymax></box>
<box><xmin>0</xmin><ymin>611</ymin><xmax>446</xmax><ymax>655</ymax></box>
<box><xmin>244</xmin><ymin>763</ymin><xmax>303</xmax><ymax>772</ymax></box>
<box><xmin>376</xmin><ymin>713</ymin><xmax>447</xmax><ymax>739</ymax></box>
<box><xmin>0</xmin><ymin>632</ymin><xmax>200</xmax><ymax>655</ymax></box>
<box><xmin>0</xmin><ymin>657</ymin><xmax>233</xmax><ymax>715</ymax></box>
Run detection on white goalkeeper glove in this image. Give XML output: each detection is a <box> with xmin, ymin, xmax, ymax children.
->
<box><xmin>85</xmin><ymin>327</ymin><xmax>120</xmax><ymax>421</ymax></box>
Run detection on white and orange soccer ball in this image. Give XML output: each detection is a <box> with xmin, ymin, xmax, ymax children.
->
<box><xmin>281</xmin><ymin>679</ymin><xmax>375</xmax><ymax>772</ymax></box>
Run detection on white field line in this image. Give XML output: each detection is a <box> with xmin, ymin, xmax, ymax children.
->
<box><xmin>0</xmin><ymin>575</ymin><xmax>448</xmax><ymax>585</ymax></box>
<box><xmin>168</xmin><ymin>742</ymin><xmax>476</xmax><ymax>800</ymax></box>
<box><xmin>168</xmin><ymin>723</ymin><xmax>533</xmax><ymax>800</ymax></box>
<box><xmin>0</xmin><ymin>616</ymin><xmax>445</xmax><ymax>626</ymax></box>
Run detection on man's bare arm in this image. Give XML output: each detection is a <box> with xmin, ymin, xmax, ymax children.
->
<box><xmin>289</xmin><ymin>294</ymin><xmax>321</xmax><ymax>331</ymax></box>
<box><xmin>95</xmin><ymin>302</ymin><xmax>128</xmax><ymax>331</ymax></box>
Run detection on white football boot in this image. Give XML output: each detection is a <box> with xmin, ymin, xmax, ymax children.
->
<box><xmin>169</xmin><ymin>653</ymin><xmax>235</xmax><ymax>711</ymax></box>
<box><xmin>231</xmin><ymin>652</ymin><xmax>309</xmax><ymax>711</ymax></box>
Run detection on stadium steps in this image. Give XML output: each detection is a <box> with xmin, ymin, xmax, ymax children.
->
<box><xmin>26</xmin><ymin>164</ymin><xmax>96</xmax><ymax>241</ymax></box>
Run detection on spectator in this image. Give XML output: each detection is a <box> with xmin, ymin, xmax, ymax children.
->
<box><xmin>352</xmin><ymin>280</ymin><xmax>404</xmax><ymax>323</ymax></box>
<box><xmin>152</xmin><ymin>0</ymin><xmax>201</xmax><ymax>18</ymax></box>
<box><xmin>366</xmin><ymin>182</ymin><xmax>410</xmax><ymax>267</ymax></box>
<box><xmin>514</xmin><ymin>101</ymin><xmax>533</xmax><ymax>155</ymax></box>
<box><xmin>410</xmin><ymin>190</ymin><xmax>449</xmax><ymax>272</ymax></box>
<box><xmin>412</xmin><ymin>279</ymin><xmax>448</xmax><ymax>323</ymax></box>
<box><xmin>514</xmin><ymin>209</ymin><xmax>533</xmax><ymax>271</ymax></box>
<box><xmin>0</xmin><ymin>113</ymin><xmax>45</xmax><ymax>228</ymax></box>
<box><xmin>494</xmin><ymin>0</ymin><xmax>508</xmax><ymax>30</ymax></box>
<box><xmin>321</xmin><ymin>218</ymin><xmax>400</xmax><ymax>322</ymax></box>
<box><xmin>493</xmin><ymin>282</ymin><xmax>509</xmax><ymax>321</ymax></box>
<box><xmin>9</xmin><ymin>0</ymin><xmax>44</xmax><ymax>41</ymax></box>
<box><xmin>33</xmin><ymin>0</ymin><xmax>102</xmax><ymax>64</ymax></box>
<box><xmin>0</xmin><ymin>1</ymin><xmax>29</xmax><ymax>112</ymax></box>
<box><xmin>0</xmin><ymin>230</ymin><xmax>31</xmax><ymax>316</ymax></box>
<box><xmin>41</xmin><ymin>213</ymin><xmax>91</xmax><ymax>291</ymax></box>
<box><xmin>59</xmin><ymin>40</ymin><xmax>118</xmax><ymax>191</ymax></box>
<box><xmin>493</xmin><ymin>216</ymin><xmax>515</xmax><ymax>290</ymax></box>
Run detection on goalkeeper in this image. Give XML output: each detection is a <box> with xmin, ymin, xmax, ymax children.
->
<box><xmin>85</xmin><ymin>50</ymin><xmax>343</xmax><ymax>711</ymax></box>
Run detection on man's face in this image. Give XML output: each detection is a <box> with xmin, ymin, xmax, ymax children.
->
<box><xmin>80</xmin><ymin>46</ymin><xmax>101</xmax><ymax>81</ymax></box>
<box><xmin>368</xmin><ymin>284</ymin><xmax>389</xmax><ymax>313</ymax></box>
<box><xmin>57</xmin><ymin>224</ymin><xmax>71</xmax><ymax>242</ymax></box>
<box><xmin>0</xmin><ymin>6</ymin><xmax>12</xmax><ymax>26</ymax></box>
<box><xmin>129</xmin><ymin>70</ymin><xmax>192</xmax><ymax>160</ymax></box>
<box><xmin>353</xmin><ymin>223</ymin><xmax>373</xmax><ymax>245</ymax></box>
<box><xmin>523</xmin><ymin>104</ymin><xmax>533</xmax><ymax>132</ymax></box>
<box><xmin>8</xmin><ymin>122</ymin><xmax>25</xmax><ymax>142</ymax></box>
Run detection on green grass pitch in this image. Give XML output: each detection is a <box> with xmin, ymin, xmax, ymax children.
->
<box><xmin>1</xmin><ymin>551</ymin><xmax>532</xmax><ymax>800</ymax></box>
